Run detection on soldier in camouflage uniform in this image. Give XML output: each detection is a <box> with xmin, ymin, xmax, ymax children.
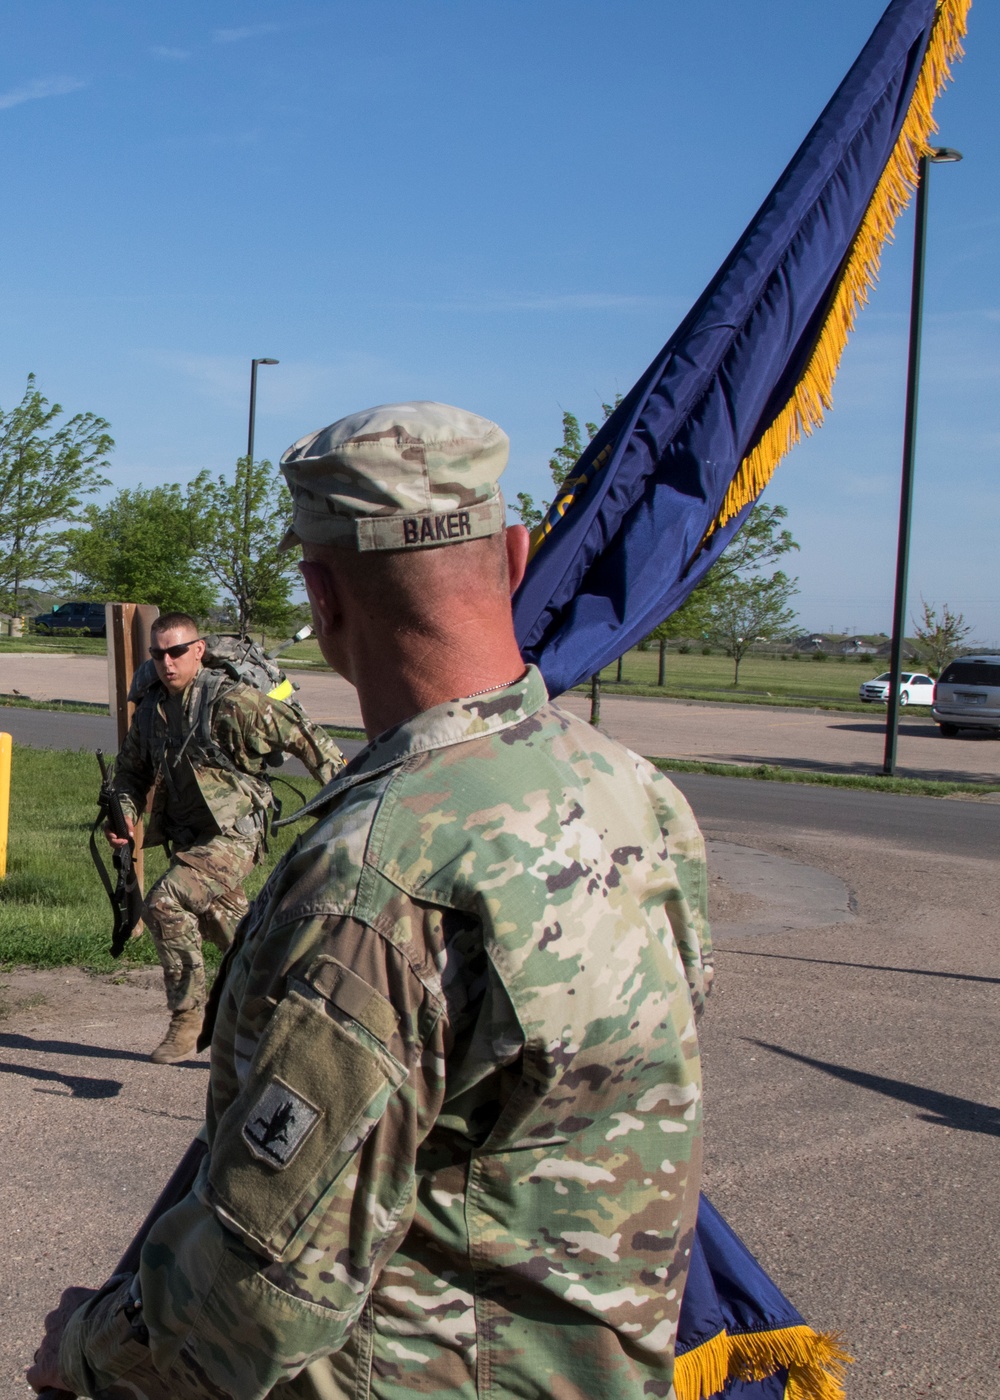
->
<box><xmin>32</xmin><ymin>403</ymin><xmax>713</xmax><ymax>1399</ymax></box>
<box><xmin>106</xmin><ymin>611</ymin><xmax>345</xmax><ymax>1064</ymax></box>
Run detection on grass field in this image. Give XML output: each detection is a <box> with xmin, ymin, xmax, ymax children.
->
<box><xmin>578</xmin><ymin>648</ymin><xmax>919</xmax><ymax>711</ymax></box>
<box><xmin>273</xmin><ymin>639</ymin><xmax>909</xmax><ymax>711</ymax></box>
<box><xmin>0</xmin><ymin>744</ymin><xmax>323</xmax><ymax>971</ymax></box>
<box><xmin>0</xmin><ymin>635</ymin><xmax>107</xmax><ymax>655</ymax></box>
<box><xmin>0</xmin><ymin>632</ymin><xmax>914</xmax><ymax>713</ymax></box>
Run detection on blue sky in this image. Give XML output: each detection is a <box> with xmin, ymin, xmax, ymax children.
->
<box><xmin>1</xmin><ymin>1</ymin><xmax>996</xmax><ymax>639</ymax></box>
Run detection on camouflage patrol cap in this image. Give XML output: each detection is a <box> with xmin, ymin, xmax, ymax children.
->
<box><xmin>278</xmin><ymin>401</ymin><xmax>508</xmax><ymax>552</ymax></box>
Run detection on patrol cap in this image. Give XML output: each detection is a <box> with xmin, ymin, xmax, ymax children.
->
<box><xmin>278</xmin><ymin>401</ymin><xmax>508</xmax><ymax>552</ymax></box>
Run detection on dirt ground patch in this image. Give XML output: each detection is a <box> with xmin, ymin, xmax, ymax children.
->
<box><xmin>0</xmin><ymin>968</ymin><xmax>206</xmax><ymax>1398</ymax></box>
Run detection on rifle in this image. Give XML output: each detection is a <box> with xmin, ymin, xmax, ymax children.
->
<box><xmin>89</xmin><ymin>750</ymin><xmax>144</xmax><ymax>957</ymax></box>
<box><xmin>37</xmin><ymin>1138</ymin><xmax>209</xmax><ymax>1400</ymax></box>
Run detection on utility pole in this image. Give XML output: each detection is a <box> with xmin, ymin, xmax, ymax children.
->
<box><xmin>883</xmin><ymin>147</ymin><xmax>962</xmax><ymax>775</ymax></box>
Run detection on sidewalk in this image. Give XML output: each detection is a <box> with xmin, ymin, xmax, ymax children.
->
<box><xmin>2</xmin><ymin>653</ymin><xmax>997</xmax><ymax>782</ymax></box>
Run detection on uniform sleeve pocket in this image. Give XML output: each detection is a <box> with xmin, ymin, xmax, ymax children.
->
<box><xmin>206</xmin><ymin>984</ymin><xmax>406</xmax><ymax>1261</ymax></box>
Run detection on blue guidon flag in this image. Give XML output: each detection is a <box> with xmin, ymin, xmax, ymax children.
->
<box><xmin>514</xmin><ymin>0</ymin><xmax>970</xmax><ymax>703</ymax></box>
<box><xmin>513</xmin><ymin>3</ymin><xmax>970</xmax><ymax>1397</ymax></box>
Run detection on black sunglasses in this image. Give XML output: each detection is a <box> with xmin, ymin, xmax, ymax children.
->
<box><xmin>149</xmin><ymin>638</ymin><xmax>204</xmax><ymax>662</ymax></box>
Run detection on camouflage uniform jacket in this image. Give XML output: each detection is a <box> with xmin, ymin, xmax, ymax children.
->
<box><xmin>62</xmin><ymin>666</ymin><xmax>712</xmax><ymax>1400</ymax></box>
<box><xmin>112</xmin><ymin>669</ymin><xmax>345</xmax><ymax>847</ymax></box>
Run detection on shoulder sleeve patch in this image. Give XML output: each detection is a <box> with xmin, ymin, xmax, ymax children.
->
<box><xmin>242</xmin><ymin>1077</ymin><xmax>321</xmax><ymax>1167</ymax></box>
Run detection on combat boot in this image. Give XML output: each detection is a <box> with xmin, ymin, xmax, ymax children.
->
<box><xmin>150</xmin><ymin>1009</ymin><xmax>203</xmax><ymax>1064</ymax></box>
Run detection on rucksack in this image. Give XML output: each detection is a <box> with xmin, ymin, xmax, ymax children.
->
<box><xmin>124</xmin><ymin>634</ymin><xmax>311</xmax><ymax>843</ymax></box>
<box><xmin>127</xmin><ymin>633</ymin><xmax>306</xmax><ymax>774</ymax></box>
<box><xmin>128</xmin><ymin>633</ymin><xmax>296</xmax><ymax>709</ymax></box>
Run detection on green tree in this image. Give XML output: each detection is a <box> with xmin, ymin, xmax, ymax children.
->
<box><xmin>0</xmin><ymin>374</ymin><xmax>113</xmax><ymax>614</ymax></box>
<box><xmin>643</xmin><ymin>504</ymin><xmax>799</xmax><ymax>683</ymax></box>
<box><xmin>706</xmin><ymin>503</ymin><xmax>799</xmax><ymax>585</ymax></box>
<box><xmin>65</xmin><ymin>485</ymin><xmax>216</xmax><ymax>618</ymax></box>
<box><xmin>705</xmin><ymin>571</ymin><xmax>799</xmax><ymax>684</ymax></box>
<box><xmin>188</xmin><ymin>457</ymin><xmax>298</xmax><ymax>634</ymax></box>
<box><xmin>514</xmin><ymin>492</ymin><xmax>543</xmax><ymax>531</ymax></box>
<box><xmin>699</xmin><ymin>505</ymin><xmax>800</xmax><ymax>683</ymax></box>
<box><xmin>548</xmin><ymin>411</ymin><xmax>586</xmax><ymax>491</ymax></box>
<box><xmin>912</xmin><ymin>599</ymin><xmax>971</xmax><ymax>675</ymax></box>
<box><xmin>515</xmin><ymin>400</ymin><xmax>623</xmax><ymax>530</ymax></box>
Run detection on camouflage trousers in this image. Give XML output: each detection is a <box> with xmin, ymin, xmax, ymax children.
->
<box><xmin>143</xmin><ymin>833</ymin><xmax>259</xmax><ymax>1013</ymax></box>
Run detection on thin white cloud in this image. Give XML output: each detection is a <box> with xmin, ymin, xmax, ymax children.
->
<box><xmin>156</xmin><ymin>353</ymin><xmax>249</xmax><ymax>404</ymax></box>
<box><xmin>213</xmin><ymin>23</ymin><xmax>280</xmax><ymax>44</ymax></box>
<box><xmin>151</xmin><ymin>352</ymin><xmax>390</xmax><ymax>414</ymax></box>
<box><xmin>150</xmin><ymin>46</ymin><xmax>192</xmax><ymax>61</ymax></box>
<box><xmin>436</xmin><ymin>292</ymin><xmax>678</xmax><ymax>314</ymax></box>
<box><xmin>0</xmin><ymin>76</ymin><xmax>86</xmax><ymax>112</ymax></box>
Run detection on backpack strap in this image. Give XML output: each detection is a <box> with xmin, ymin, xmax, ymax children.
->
<box><xmin>182</xmin><ymin>670</ymin><xmax>278</xmax><ymax>848</ymax></box>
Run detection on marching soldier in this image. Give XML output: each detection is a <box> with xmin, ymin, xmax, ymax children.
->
<box><xmin>106</xmin><ymin>612</ymin><xmax>344</xmax><ymax>1063</ymax></box>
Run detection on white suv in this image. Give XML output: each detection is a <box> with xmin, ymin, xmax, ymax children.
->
<box><xmin>932</xmin><ymin>655</ymin><xmax>1000</xmax><ymax>736</ymax></box>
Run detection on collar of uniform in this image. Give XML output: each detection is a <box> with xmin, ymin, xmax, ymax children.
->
<box><xmin>277</xmin><ymin>665</ymin><xmax>548</xmax><ymax>827</ymax></box>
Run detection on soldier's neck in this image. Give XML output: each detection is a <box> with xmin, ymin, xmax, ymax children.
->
<box><xmin>350</xmin><ymin>619</ymin><xmax>526</xmax><ymax>740</ymax></box>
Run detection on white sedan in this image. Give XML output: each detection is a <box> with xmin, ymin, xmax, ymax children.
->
<box><xmin>858</xmin><ymin>671</ymin><xmax>936</xmax><ymax>705</ymax></box>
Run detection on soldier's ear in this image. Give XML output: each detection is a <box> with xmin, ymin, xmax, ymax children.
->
<box><xmin>299</xmin><ymin>558</ymin><xmax>342</xmax><ymax>636</ymax></box>
<box><xmin>505</xmin><ymin>525</ymin><xmax>530</xmax><ymax>596</ymax></box>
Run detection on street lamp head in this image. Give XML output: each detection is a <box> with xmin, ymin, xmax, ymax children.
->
<box><xmin>929</xmin><ymin>146</ymin><xmax>963</xmax><ymax>163</ymax></box>
<box><xmin>254</xmin><ymin>357</ymin><xmax>280</xmax><ymax>365</ymax></box>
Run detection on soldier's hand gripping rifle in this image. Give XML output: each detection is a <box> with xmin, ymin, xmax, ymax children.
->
<box><xmin>89</xmin><ymin>749</ymin><xmax>144</xmax><ymax>957</ymax></box>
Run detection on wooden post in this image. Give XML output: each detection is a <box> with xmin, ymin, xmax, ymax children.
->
<box><xmin>105</xmin><ymin>603</ymin><xmax>160</xmax><ymax>897</ymax></box>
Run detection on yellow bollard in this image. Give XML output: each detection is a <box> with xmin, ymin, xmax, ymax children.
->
<box><xmin>0</xmin><ymin>732</ymin><xmax>10</xmax><ymax>879</ymax></box>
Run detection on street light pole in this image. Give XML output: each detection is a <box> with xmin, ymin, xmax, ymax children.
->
<box><xmin>882</xmin><ymin>148</ymin><xmax>961</xmax><ymax>776</ymax></box>
<box><xmin>247</xmin><ymin>357</ymin><xmax>279</xmax><ymax>468</ymax></box>
<box><xmin>242</xmin><ymin>358</ymin><xmax>279</xmax><ymax>635</ymax></box>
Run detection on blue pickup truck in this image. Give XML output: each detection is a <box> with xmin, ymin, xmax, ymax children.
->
<box><xmin>33</xmin><ymin>601</ymin><xmax>107</xmax><ymax>636</ymax></box>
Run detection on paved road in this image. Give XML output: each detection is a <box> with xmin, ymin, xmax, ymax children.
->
<box><xmin>3</xmin><ymin>654</ymin><xmax>999</xmax><ymax>782</ymax></box>
<box><xmin>6</xmin><ymin>707</ymin><xmax>997</xmax><ymax>867</ymax></box>
<box><xmin>672</xmin><ymin>771</ymin><xmax>1000</xmax><ymax>861</ymax></box>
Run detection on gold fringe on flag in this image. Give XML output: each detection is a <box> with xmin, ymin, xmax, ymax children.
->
<box><xmin>675</xmin><ymin>1324</ymin><xmax>854</xmax><ymax>1400</ymax></box>
<box><xmin>674</xmin><ymin>1329</ymin><xmax>731</xmax><ymax>1400</ymax></box>
<box><xmin>708</xmin><ymin>0</ymin><xmax>970</xmax><ymax>534</ymax></box>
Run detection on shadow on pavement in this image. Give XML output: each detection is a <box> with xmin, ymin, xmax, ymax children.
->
<box><xmin>829</xmin><ymin>721</ymin><xmax>998</xmax><ymax>742</ymax></box>
<box><xmin>0</xmin><ymin>1031</ymin><xmax>208</xmax><ymax>1069</ymax></box>
<box><xmin>0</xmin><ymin>1059</ymin><xmax>121</xmax><ymax>1098</ymax></box>
<box><xmin>711</xmin><ymin>752</ymin><xmax>999</xmax><ymax>783</ymax></box>
<box><xmin>751</xmin><ymin>1039</ymin><xmax>1000</xmax><ymax>1137</ymax></box>
<box><xmin>722</xmin><ymin>949</ymin><xmax>1000</xmax><ymax>986</ymax></box>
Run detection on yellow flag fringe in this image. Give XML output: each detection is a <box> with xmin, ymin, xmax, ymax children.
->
<box><xmin>708</xmin><ymin>0</ymin><xmax>969</xmax><ymax>535</ymax></box>
<box><xmin>674</xmin><ymin>1330</ymin><xmax>731</xmax><ymax>1400</ymax></box>
<box><xmin>675</xmin><ymin>1324</ymin><xmax>854</xmax><ymax>1400</ymax></box>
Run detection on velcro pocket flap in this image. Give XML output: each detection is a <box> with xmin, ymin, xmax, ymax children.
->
<box><xmin>301</xmin><ymin>954</ymin><xmax>399</xmax><ymax>1044</ymax></box>
<box><xmin>207</xmin><ymin>986</ymin><xmax>405</xmax><ymax>1261</ymax></box>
